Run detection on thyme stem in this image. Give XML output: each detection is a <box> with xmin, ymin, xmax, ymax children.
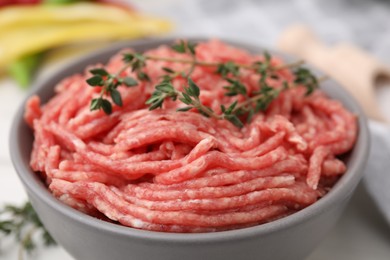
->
<box><xmin>0</xmin><ymin>201</ymin><xmax>56</xmax><ymax>260</ymax></box>
<box><xmin>235</xmin><ymin>93</ymin><xmax>267</xmax><ymax>111</ymax></box>
<box><xmin>190</xmin><ymin>97</ymin><xmax>222</xmax><ymax>120</ymax></box>
<box><xmin>273</xmin><ymin>60</ymin><xmax>305</xmax><ymax>70</ymax></box>
<box><xmin>18</xmin><ymin>226</ymin><xmax>37</xmax><ymax>260</ymax></box>
<box><xmin>145</xmin><ymin>55</ymin><xmax>305</xmax><ymax>71</ymax></box>
<box><xmin>87</xmin><ymin>40</ymin><xmax>324</xmax><ymax>128</ymax></box>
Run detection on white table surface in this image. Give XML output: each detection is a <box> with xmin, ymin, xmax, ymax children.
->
<box><xmin>1</xmin><ymin>0</ymin><xmax>390</xmax><ymax>259</ymax></box>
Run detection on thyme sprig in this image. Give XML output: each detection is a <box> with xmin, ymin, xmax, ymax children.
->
<box><xmin>143</xmin><ymin>53</ymin><xmax>304</xmax><ymax>71</ymax></box>
<box><xmin>0</xmin><ymin>201</ymin><xmax>56</xmax><ymax>260</ymax></box>
<box><xmin>171</xmin><ymin>40</ymin><xmax>197</xmax><ymax>77</ymax></box>
<box><xmin>86</xmin><ymin>40</ymin><xmax>321</xmax><ymax>127</ymax></box>
<box><xmin>87</xmin><ymin>52</ymin><xmax>153</xmax><ymax>114</ymax></box>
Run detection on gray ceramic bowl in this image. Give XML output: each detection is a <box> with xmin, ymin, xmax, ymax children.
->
<box><xmin>10</xmin><ymin>38</ymin><xmax>369</xmax><ymax>260</ymax></box>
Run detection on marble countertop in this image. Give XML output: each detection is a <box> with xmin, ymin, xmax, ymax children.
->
<box><xmin>1</xmin><ymin>0</ymin><xmax>390</xmax><ymax>259</ymax></box>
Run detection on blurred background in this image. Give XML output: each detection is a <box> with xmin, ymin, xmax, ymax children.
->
<box><xmin>136</xmin><ymin>0</ymin><xmax>390</xmax><ymax>60</ymax></box>
<box><xmin>1</xmin><ymin>0</ymin><xmax>390</xmax><ymax>90</ymax></box>
<box><xmin>1</xmin><ymin>0</ymin><xmax>390</xmax><ymax>259</ymax></box>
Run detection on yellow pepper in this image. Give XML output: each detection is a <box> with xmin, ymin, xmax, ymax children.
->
<box><xmin>0</xmin><ymin>3</ymin><xmax>172</xmax><ymax>69</ymax></box>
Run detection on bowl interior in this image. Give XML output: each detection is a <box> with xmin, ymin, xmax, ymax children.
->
<box><xmin>10</xmin><ymin>38</ymin><xmax>370</xmax><ymax>243</ymax></box>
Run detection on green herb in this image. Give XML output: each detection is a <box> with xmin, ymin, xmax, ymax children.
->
<box><xmin>0</xmin><ymin>201</ymin><xmax>56</xmax><ymax>260</ymax></box>
<box><xmin>171</xmin><ymin>40</ymin><xmax>187</xmax><ymax>53</ymax></box>
<box><xmin>217</xmin><ymin>61</ymin><xmax>240</xmax><ymax>78</ymax></box>
<box><xmin>176</xmin><ymin>78</ymin><xmax>217</xmax><ymax>119</ymax></box>
<box><xmin>146</xmin><ymin>81</ymin><xmax>178</xmax><ymax>110</ymax></box>
<box><xmin>147</xmin><ymin>77</ymin><xmax>217</xmax><ymax>119</ymax></box>
<box><xmin>221</xmin><ymin>101</ymin><xmax>244</xmax><ymax>128</ymax></box>
<box><xmin>86</xmin><ymin>40</ymin><xmax>322</xmax><ymax>127</ymax></box>
<box><xmin>171</xmin><ymin>40</ymin><xmax>198</xmax><ymax>76</ymax></box>
<box><xmin>293</xmin><ymin>67</ymin><xmax>319</xmax><ymax>95</ymax></box>
<box><xmin>8</xmin><ymin>53</ymin><xmax>44</xmax><ymax>89</ymax></box>
<box><xmin>86</xmin><ymin>66</ymin><xmax>139</xmax><ymax>113</ymax></box>
<box><xmin>223</xmin><ymin>78</ymin><xmax>247</xmax><ymax>97</ymax></box>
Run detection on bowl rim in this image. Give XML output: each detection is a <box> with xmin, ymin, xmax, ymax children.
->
<box><xmin>10</xmin><ymin>37</ymin><xmax>370</xmax><ymax>243</ymax></box>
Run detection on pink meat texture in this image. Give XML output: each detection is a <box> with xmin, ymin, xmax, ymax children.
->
<box><xmin>25</xmin><ymin>40</ymin><xmax>357</xmax><ymax>232</ymax></box>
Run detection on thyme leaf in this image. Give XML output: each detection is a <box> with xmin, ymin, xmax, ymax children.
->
<box><xmin>86</xmin><ymin>41</ymin><xmax>323</xmax><ymax>127</ymax></box>
<box><xmin>0</xmin><ymin>201</ymin><xmax>57</xmax><ymax>260</ymax></box>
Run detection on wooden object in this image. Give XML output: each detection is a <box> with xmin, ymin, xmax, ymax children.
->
<box><xmin>277</xmin><ymin>24</ymin><xmax>390</xmax><ymax>122</ymax></box>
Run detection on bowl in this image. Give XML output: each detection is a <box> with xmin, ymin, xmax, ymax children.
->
<box><xmin>10</xmin><ymin>38</ymin><xmax>369</xmax><ymax>260</ymax></box>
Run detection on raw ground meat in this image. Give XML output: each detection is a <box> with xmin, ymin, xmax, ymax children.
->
<box><xmin>24</xmin><ymin>40</ymin><xmax>357</xmax><ymax>232</ymax></box>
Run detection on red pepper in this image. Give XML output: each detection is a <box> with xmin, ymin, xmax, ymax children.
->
<box><xmin>96</xmin><ymin>0</ymin><xmax>134</xmax><ymax>11</ymax></box>
<box><xmin>0</xmin><ymin>0</ymin><xmax>41</xmax><ymax>7</ymax></box>
<box><xmin>0</xmin><ymin>0</ymin><xmax>133</xmax><ymax>10</ymax></box>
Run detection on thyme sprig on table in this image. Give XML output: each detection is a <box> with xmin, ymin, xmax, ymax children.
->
<box><xmin>0</xmin><ymin>201</ymin><xmax>56</xmax><ymax>260</ymax></box>
<box><xmin>86</xmin><ymin>40</ymin><xmax>321</xmax><ymax>127</ymax></box>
